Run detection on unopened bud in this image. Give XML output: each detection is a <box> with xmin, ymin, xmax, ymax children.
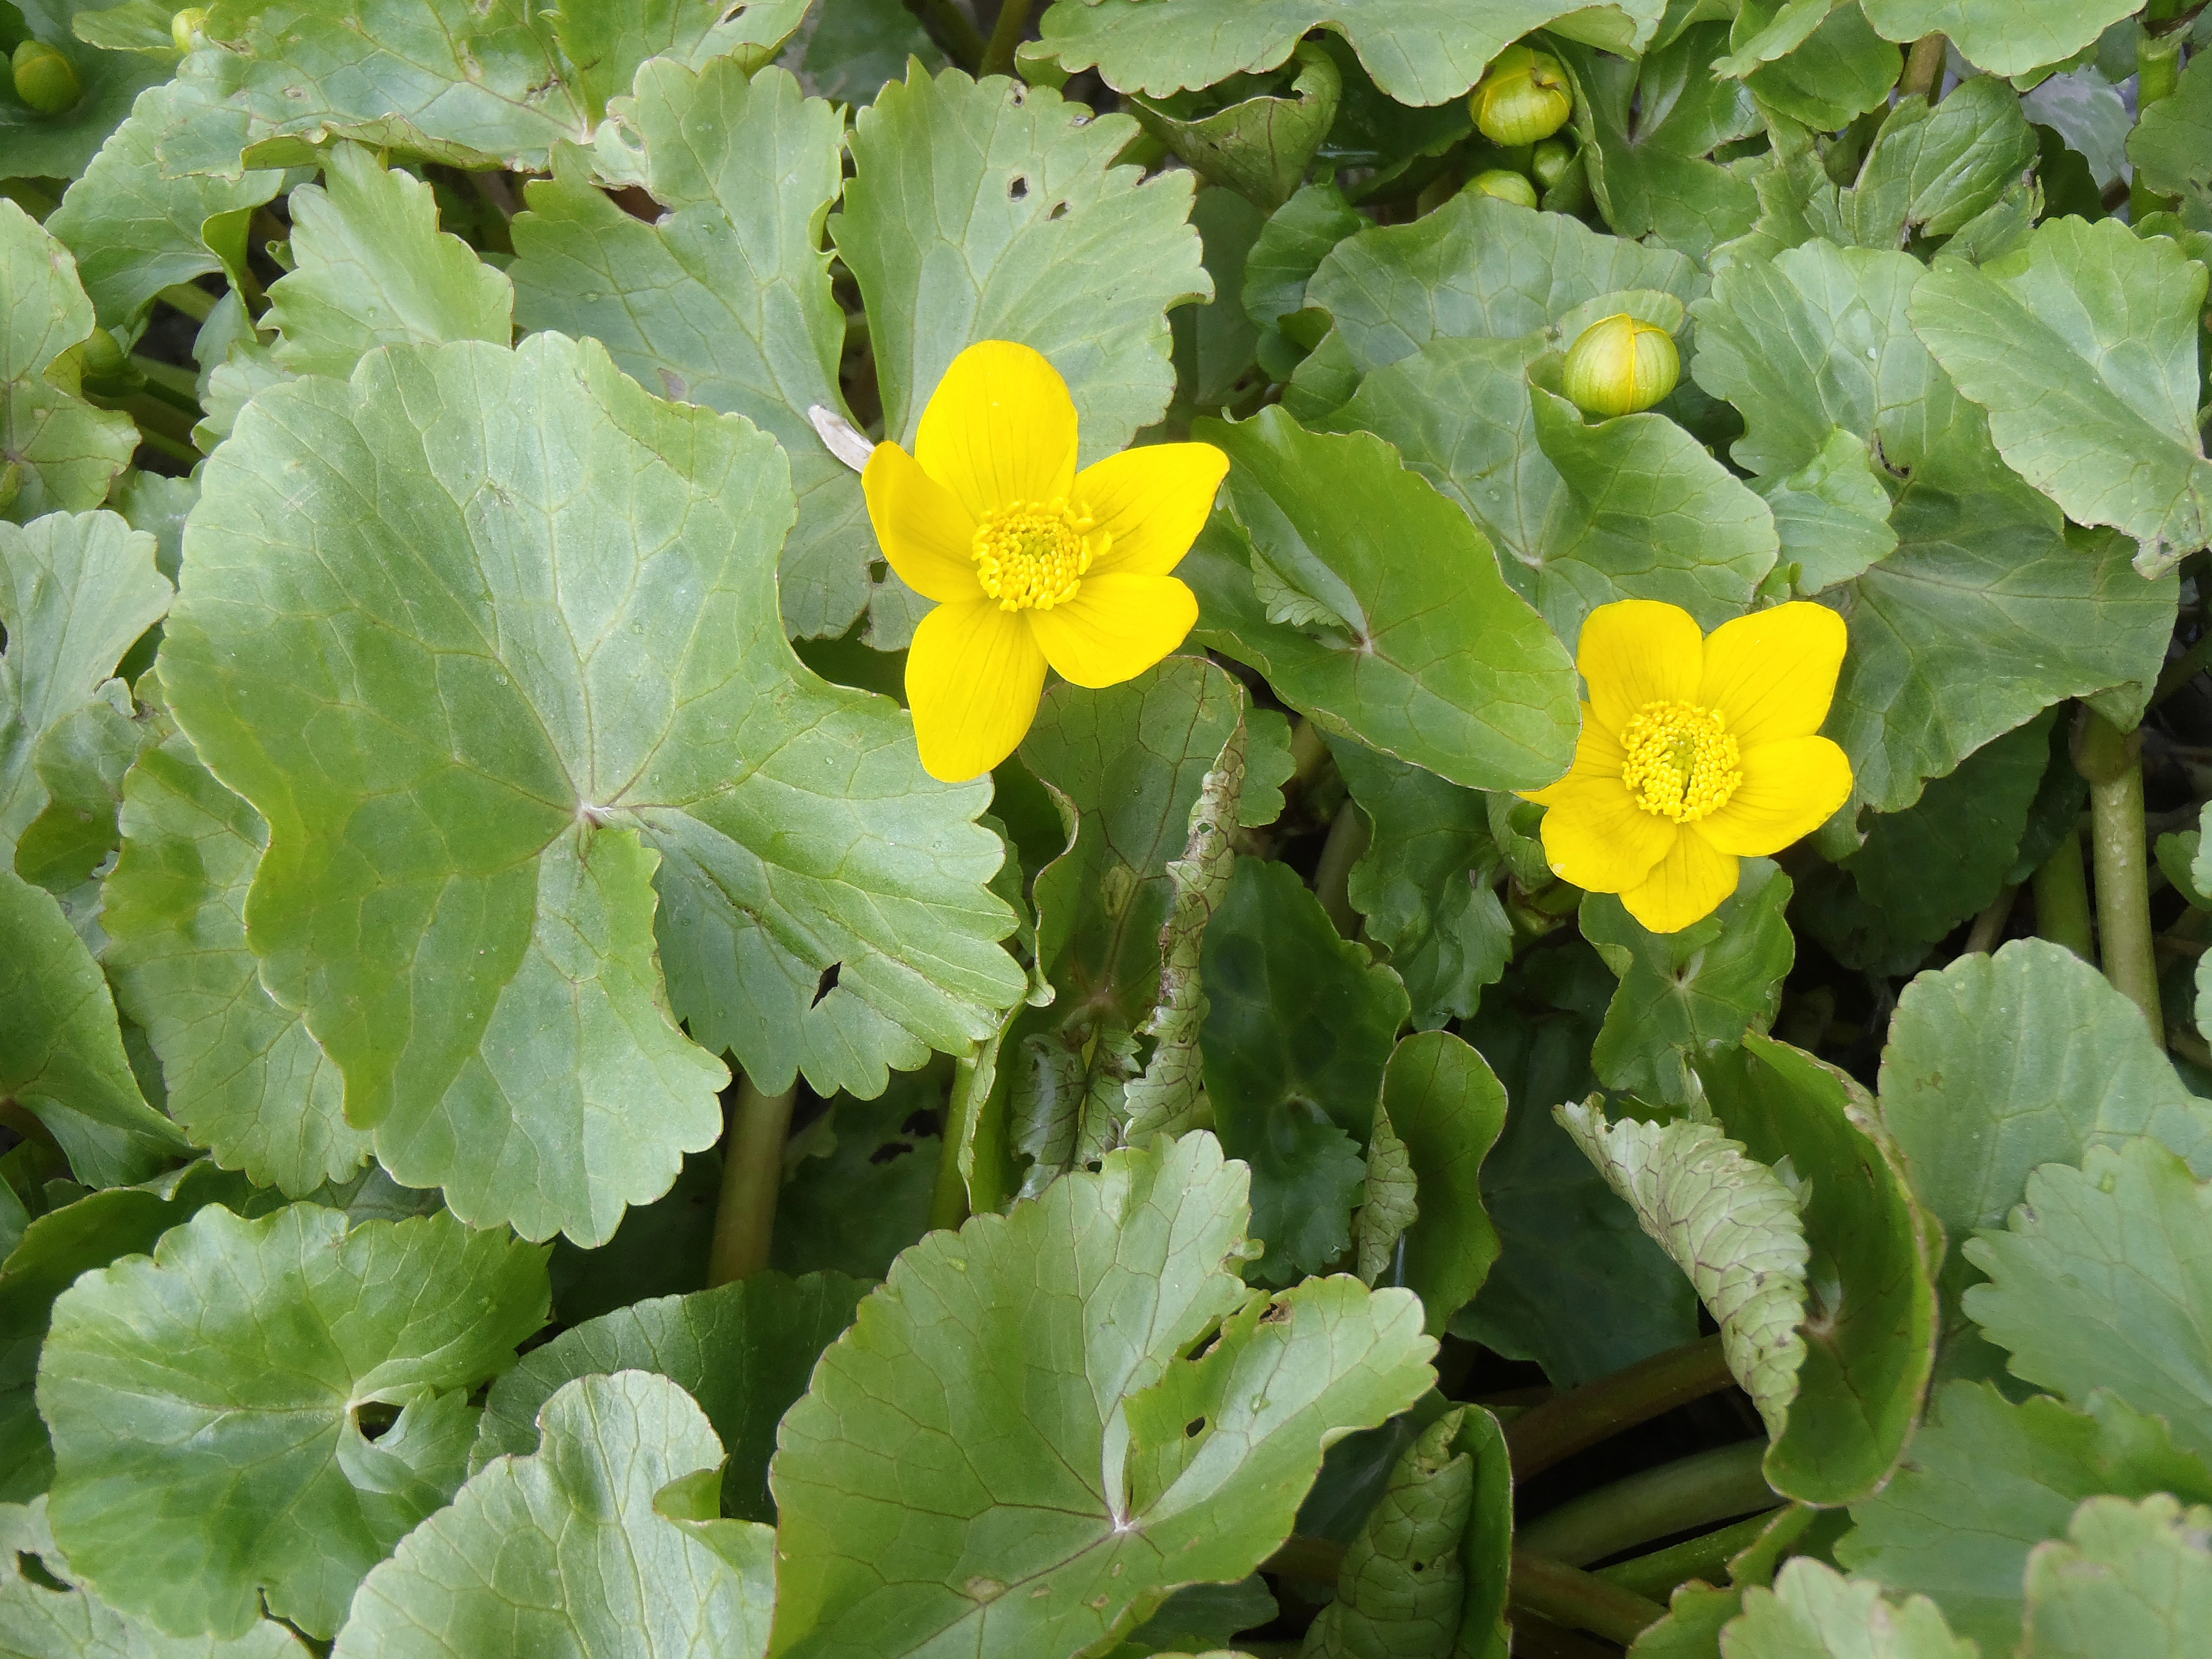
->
<box><xmin>1561</xmin><ymin>313</ymin><xmax>1680</xmax><ymax>418</ymax></box>
<box><xmin>1470</xmin><ymin>44</ymin><xmax>1572</xmax><ymax>147</ymax></box>
<box><xmin>11</xmin><ymin>39</ymin><xmax>78</xmax><ymax>116</ymax></box>
<box><xmin>1466</xmin><ymin>168</ymin><xmax>1538</xmax><ymax>209</ymax></box>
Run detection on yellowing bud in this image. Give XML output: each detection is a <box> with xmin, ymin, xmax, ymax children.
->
<box><xmin>171</xmin><ymin>7</ymin><xmax>206</xmax><ymax>52</ymax></box>
<box><xmin>1562</xmin><ymin>313</ymin><xmax>1680</xmax><ymax>418</ymax></box>
<box><xmin>1470</xmin><ymin>44</ymin><xmax>1572</xmax><ymax>147</ymax></box>
<box><xmin>12</xmin><ymin>38</ymin><xmax>78</xmax><ymax>115</ymax></box>
<box><xmin>1466</xmin><ymin>168</ymin><xmax>1538</xmax><ymax>209</ymax></box>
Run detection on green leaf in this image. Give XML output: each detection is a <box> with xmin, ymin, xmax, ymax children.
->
<box><xmin>1628</xmin><ymin>1505</ymin><xmax>1837</xmax><ymax>1658</ymax></box>
<box><xmin>2020</xmin><ymin>1494</ymin><xmax>2212</xmax><ymax>1659</ymax></box>
<box><xmin>159</xmin><ymin>332</ymin><xmax>1023</xmax><ymax>1242</ymax></box>
<box><xmin>1751</xmin><ymin>425</ymin><xmax>1898</xmax><ymax>595</ymax></box>
<box><xmin>1112</xmin><ymin>1579</ymin><xmax>1277</xmax><ymax>1659</ymax></box>
<box><xmin>334</xmin><ymin>1372</ymin><xmax>775</xmax><ymax>1659</ymax></box>
<box><xmin>1833</xmin><ymin>78</ymin><xmax>2038</xmax><ymax>246</ymax></box>
<box><xmin>1699</xmin><ymin>1036</ymin><xmax>1939</xmax><ymax>1506</ymax></box>
<box><xmin>1379</xmin><ymin>1030</ymin><xmax>1508</xmax><ymax>1334</ymax></box>
<box><xmin>1243</xmin><ymin>181</ymin><xmax>1365</xmax><ymax>381</ymax></box>
<box><xmin>1173</xmin><ymin>188</ymin><xmax>1267</xmax><ymax>413</ymax></box>
<box><xmin>1964</xmin><ymin>1138</ymin><xmax>2212</xmax><ymax>1467</ymax></box>
<box><xmin>0</xmin><ymin>1494</ymin><xmax>308</xmax><ymax>1657</ymax></box>
<box><xmin>545</xmin><ymin>1145</ymin><xmax>717</xmax><ymax>1322</ymax></box>
<box><xmin>0</xmin><ymin>0</ymin><xmax>172</xmax><ymax>180</ymax></box>
<box><xmin>832</xmin><ymin>62</ymin><xmax>1208</xmax><ymax>485</ymax></box>
<box><xmin>1557</xmin><ymin>1099</ymin><xmax>1810</xmax><ymax>1443</ymax></box>
<box><xmin>1301</xmin><ymin>1406</ymin><xmax>1475</xmax><ymax>1659</ymax></box>
<box><xmin>473</xmin><ymin>1271</ymin><xmax>866</xmax><ymax>1523</ymax></box>
<box><xmin>1583</xmin><ymin>857</ymin><xmax>1795</xmax><ymax>1110</ymax></box>
<box><xmin>0</xmin><ymin>869</ymin><xmax>185</xmax><ymax>1188</ymax></box>
<box><xmin>1031</xmin><ymin>0</ymin><xmax>1665</xmax><ymax>105</ymax></box>
<box><xmin>1353</xmin><ymin>1096</ymin><xmax>1418</xmax><ymax>1287</ymax></box>
<box><xmin>1860</xmin><ymin>0</ymin><xmax>2138</xmax><ymax>80</ymax></box>
<box><xmin>165</xmin><ymin>0</ymin><xmax>589</xmax><ymax>173</ymax></box>
<box><xmin>263</xmin><ymin>141</ymin><xmax>513</xmax><ymax>380</ymax></box>
<box><xmin>1876</xmin><ymin>939</ymin><xmax>2212</xmax><ymax>1375</ymax></box>
<box><xmin>2129</xmin><ymin>51</ymin><xmax>2212</xmax><ymax>218</ymax></box>
<box><xmin>1837</xmin><ymin>1381</ymin><xmax>2212</xmax><ymax>1655</ymax></box>
<box><xmin>70</xmin><ymin>0</ymin><xmax>190</xmax><ymax>54</ymax></box>
<box><xmin>45</xmin><ymin>81</ymin><xmax>283</xmax><ymax>329</ymax></box>
<box><xmin>509</xmin><ymin>60</ymin><xmax>873</xmax><ymax>641</ymax></box>
<box><xmin>549</xmin><ymin>0</ymin><xmax>809</xmax><ymax>122</ymax></box>
<box><xmin>13</xmin><ymin>675</ymin><xmax>148</xmax><ymax>936</ymax></box>
<box><xmin>1134</xmin><ymin>44</ymin><xmax>1340</xmax><ymax>212</ymax></box>
<box><xmin>1910</xmin><ymin>217</ymin><xmax>2212</xmax><ymax>575</ymax></box>
<box><xmin>1332</xmin><ymin>737</ymin><xmax>1509</xmax><ymax>1030</ymax></box>
<box><xmin>1562</xmin><ymin>26</ymin><xmax>1762</xmax><ymax>258</ymax></box>
<box><xmin>40</xmin><ymin>1202</ymin><xmax>548</xmax><ymax>1639</ymax></box>
<box><xmin>768</xmin><ymin>1132</ymin><xmax>1437</xmax><ymax>1659</ymax></box>
<box><xmin>1202</xmin><ymin>858</ymin><xmax>1408</xmax><ymax>1282</ymax></box>
<box><xmin>1186</xmin><ymin>408</ymin><xmax>1577</xmax><ymax>793</ymax></box>
<box><xmin>1</xmin><ymin>203</ymin><xmax>139</xmax><ymax>524</ymax></box>
<box><xmin>1724</xmin><ymin>1558</ymin><xmax>1974</xmax><ymax>1659</ymax></box>
<box><xmin>776</xmin><ymin>0</ymin><xmax>941</xmax><ymax>105</ymax></box>
<box><xmin>772</xmin><ymin>1071</ymin><xmax>948</xmax><ymax>1283</ymax></box>
<box><xmin>103</xmin><ymin>718</ymin><xmax>366</xmax><ymax>1196</ymax></box>
<box><xmin>1738</xmin><ymin>2</ymin><xmax>1901</xmax><ymax>132</ymax></box>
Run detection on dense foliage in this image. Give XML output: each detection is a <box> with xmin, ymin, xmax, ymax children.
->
<box><xmin>5</xmin><ymin>1</ymin><xmax>2212</xmax><ymax>1655</ymax></box>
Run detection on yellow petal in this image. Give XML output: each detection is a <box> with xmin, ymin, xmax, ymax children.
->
<box><xmin>1536</xmin><ymin>772</ymin><xmax>1679</xmax><ymax>893</ymax></box>
<box><xmin>1523</xmin><ymin>703</ymin><xmax>1626</xmax><ymax>804</ymax></box>
<box><xmin>1026</xmin><ymin>574</ymin><xmax>1199</xmax><ymax>689</ymax></box>
<box><xmin>915</xmin><ymin>340</ymin><xmax>1078</xmax><ymax>520</ymax></box>
<box><xmin>1696</xmin><ymin>736</ymin><xmax>1854</xmax><ymax>856</ymax></box>
<box><xmin>904</xmin><ymin>599</ymin><xmax>1048</xmax><ymax>782</ymax></box>
<box><xmin>861</xmin><ymin>442</ymin><xmax>984</xmax><ymax>604</ymax></box>
<box><xmin>1074</xmin><ymin>442</ymin><xmax>1230</xmax><ymax>577</ymax></box>
<box><xmin>1620</xmin><ymin>829</ymin><xmax>1740</xmax><ymax>934</ymax></box>
<box><xmin>1699</xmin><ymin>601</ymin><xmax>1847</xmax><ymax>749</ymax></box>
<box><xmin>1576</xmin><ymin>599</ymin><xmax>1705</xmax><ymax>736</ymax></box>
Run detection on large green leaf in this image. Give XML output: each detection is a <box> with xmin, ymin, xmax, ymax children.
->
<box><xmin>1911</xmin><ymin>216</ymin><xmax>2211</xmax><ymax>576</ymax></box>
<box><xmin>2129</xmin><ymin>51</ymin><xmax>2212</xmax><ymax>219</ymax></box>
<box><xmin>548</xmin><ymin>0</ymin><xmax>810</xmax><ymax>121</ymax></box>
<box><xmin>1302</xmin><ymin>1406</ymin><xmax>1474</xmax><ymax>1658</ymax></box>
<box><xmin>1185</xmin><ymin>408</ymin><xmax>1577</xmax><ymax>793</ymax></box>
<box><xmin>472</xmin><ymin>1271</ymin><xmax>867</xmax><ymax>1523</ymax></box>
<box><xmin>1860</xmin><ymin>0</ymin><xmax>2138</xmax><ymax>80</ymax></box>
<box><xmin>771</xmin><ymin>1074</ymin><xmax>946</xmax><ymax>1283</ymax></box>
<box><xmin>1</xmin><ymin>203</ymin><xmax>138</xmax><ymax>525</ymax></box>
<box><xmin>777</xmin><ymin>0</ymin><xmax>940</xmax><ymax>105</ymax></box>
<box><xmin>102</xmin><ymin>720</ymin><xmax>366</xmax><ymax>1196</ymax></box>
<box><xmin>1830</xmin><ymin>78</ymin><xmax>2037</xmax><ymax>247</ymax></box>
<box><xmin>1732</xmin><ymin>1</ymin><xmax>1901</xmax><ymax>131</ymax></box>
<box><xmin>510</xmin><ymin>60</ymin><xmax>873</xmax><ymax>640</ymax></box>
<box><xmin>0</xmin><ymin>1494</ymin><xmax>307</xmax><ymax>1658</ymax></box>
<box><xmin>1964</xmin><ymin>1138</ymin><xmax>2212</xmax><ymax>1468</ymax></box>
<box><xmin>2019</xmin><ymin>1495</ymin><xmax>2212</xmax><ymax>1659</ymax></box>
<box><xmin>1030</xmin><ymin>0</ymin><xmax>1664</xmax><ymax>104</ymax></box>
<box><xmin>1378</xmin><ymin>1030</ymin><xmax>1507</xmax><ymax>1335</ymax></box>
<box><xmin>159</xmin><ymin>332</ymin><xmax>1024</xmax><ymax>1243</ymax></box>
<box><xmin>334</xmin><ymin>1372</ymin><xmax>776</xmax><ymax>1659</ymax></box>
<box><xmin>1837</xmin><ymin>1381</ymin><xmax>2212</xmax><ymax>1655</ymax></box>
<box><xmin>1244</xmin><ymin>181</ymin><xmax>1365</xmax><ymax>381</ymax></box>
<box><xmin>1202</xmin><ymin>859</ymin><xmax>1408</xmax><ymax>1283</ymax></box>
<box><xmin>768</xmin><ymin>1132</ymin><xmax>1436</xmax><ymax>1659</ymax></box>
<box><xmin>45</xmin><ymin>80</ymin><xmax>283</xmax><ymax>329</ymax></box>
<box><xmin>1723</xmin><ymin>1558</ymin><xmax>1974</xmax><ymax>1659</ymax></box>
<box><xmin>39</xmin><ymin>1202</ymin><xmax>548</xmax><ymax>1640</ymax></box>
<box><xmin>263</xmin><ymin>141</ymin><xmax>514</xmax><ymax>380</ymax></box>
<box><xmin>0</xmin><ymin>0</ymin><xmax>173</xmax><ymax>180</ymax></box>
<box><xmin>1583</xmin><ymin>857</ymin><xmax>1794</xmax><ymax>1109</ymax></box>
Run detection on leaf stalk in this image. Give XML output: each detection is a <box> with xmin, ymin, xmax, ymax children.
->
<box><xmin>1515</xmin><ymin>1439</ymin><xmax>1779</xmax><ymax>1568</ymax></box>
<box><xmin>1504</xmin><ymin>1332</ymin><xmax>1734</xmax><ymax>1478</ymax></box>
<box><xmin>706</xmin><ymin>1076</ymin><xmax>798</xmax><ymax>1286</ymax></box>
<box><xmin>2075</xmin><ymin>710</ymin><xmax>2165</xmax><ymax>1046</ymax></box>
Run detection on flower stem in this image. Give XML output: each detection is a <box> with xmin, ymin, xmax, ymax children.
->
<box><xmin>706</xmin><ymin>1076</ymin><xmax>797</xmax><ymax>1287</ymax></box>
<box><xmin>1515</xmin><ymin>1440</ymin><xmax>1779</xmax><ymax>1567</ymax></box>
<box><xmin>1596</xmin><ymin>1507</ymin><xmax>1787</xmax><ymax>1600</ymax></box>
<box><xmin>2032</xmin><ymin>825</ymin><xmax>2094</xmax><ymax>961</ymax></box>
<box><xmin>930</xmin><ymin>1049</ymin><xmax>986</xmax><ymax>1232</ymax></box>
<box><xmin>1504</xmin><ymin>1333</ymin><xmax>1734</xmax><ymax>1478</ymax></box>
<box><xmin>1898</xmin><ymin>33</ymin><xmax>1947</xmax><ymax>99</ymax></box>
<box><xmin>980</xmin><ymin>0</ymin><xmax>1034</xmax><ymax>76</ymax></box>
<box><xmin>2076</xmin><ymin>710</ymin><xmax>2165</xmax><ymax>1046</ymax></box>
<box><xmin>1313</xmin><ymin>799</ymin><xmax>1370</xmax><ymax>938</ymax></box>
<box><xmin>1963</xmin><ymin>884</ymin><xmax>2018</xmax><ymax>955</ymax></box>
<box><xmin>2134</xmin><ymin>25</ymin><xmax>2187</xmax><ymax>219</ymax></box>
<box><xmin>1509</xmin><ymin>1552</ymin><xmax>1667</xmax><ymax>1647</ymax></box>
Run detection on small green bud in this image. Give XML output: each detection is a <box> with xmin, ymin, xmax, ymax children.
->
<box><xmin>1466</xmin><ymin>168</ymin><xmax>1538</xmax><ymax>209</ymax></box>
<box><xmin>171</xmin><ymin>7</ymin><xmax>206</xmax><ymax>52</ymax></box>
<box><xmin>1470</xmin><ymin>44</ymin><xmax>1572</xmax><ymax>147</ymax></box>
<box><xmin>76</xmin><ymin>326</ymin><xmax>129</xmax><ymax>384</ymax></box>
<box><xmin>1530</xmin><ymin>138</ymin><xmax>1576</xmax><ymax>191</ymax></box>
<box><xmin>1562</xmin><ymin>313</ymin><xmax>1680</xmax><ymax>418</ymax></box>
<box><xmin>11</xmin><ymin>38</ymin><xmax>78</xmax><ymax>116</ymax></box>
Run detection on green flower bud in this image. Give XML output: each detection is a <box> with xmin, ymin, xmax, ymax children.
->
<box><xmin>76</xmin><ymin>326</ymin><xmax>132</xmax><ymax>392</ymax></box>
<box><xmin>171</xmin><ymin>7</ymin><xmax>206</xmax><ymax>52</ymax></box>
<box><xmin>12</xmin><ymin>38</ymin><xmax>78</xmax><ymax>115</ymax></box>
<box><xmin>1530</xmin><ymin>137</ymin><xmax>1576</xmax><ymax>191</ymax></box>
<box><xmin>1470</xmin><ymin>44</ymin><xmax>1572</xmax><ymax>147</ymax></box>
<box><xmin>1466</xmin><ymin>168</ymin><xmax>1538</xmax><ymax>209</ymax></box>
<box><xmin>1562</xmin><ymin>313</ymin><xmax>1680</xmax><ymax>418</ymax></box>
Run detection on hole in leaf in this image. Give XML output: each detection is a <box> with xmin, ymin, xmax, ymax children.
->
<box><xmin>901</xmin><ymin>1108</ymin><xmax>944</xmax><ymax>1138</ymax></box>
<box><xmin>352</xmin><ymin>1401</ymin><xmax>400</xmax><ymax>1441</ymax></box>
<box><xmin>1009</xmin><ymin>174</ymin><xmax>1029</xmax><ymax>200</ymax></box>
<box><xmin>1049</xmin><ymin>202</ymin><xmax>1068</xmax><ymax>219</ymax></box>
<box><xmin>15</xmin><ymin>1551</ymin><xmax>69</xmax><ymax>1593</ymax></box>
<box><xmin>868</xmin><ymin>1141</ymin><xmax>915</xmax><ymax>1165</ymax></box>
<box><xmin>812</xmin><ymin>963</ymin><xmax>841</xmax><ymax>1005</ymax></box>
<box><xmin>1184</xmin><ymin>1417</ymin><xmax>1207</xmax><ymax>1438</ymax></box>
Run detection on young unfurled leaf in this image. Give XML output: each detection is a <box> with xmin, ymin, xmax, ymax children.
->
<box><xmin>1375</xmin><ymin>1030</ymin><xmax>1508</xmax><ymax>1335</ymax></box>
<box><xmin>1301</xmin><ymin>1407</ymin><xmax>1474</xmax><ymax>1659</ymax></box>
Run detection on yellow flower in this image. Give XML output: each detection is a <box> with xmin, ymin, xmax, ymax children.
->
<box><xmin>1524</xmin><ymin>599</ymin><xmax>1855</xmax><ymax>933</ymax></box>
<box><xmin>862</xmin><ymin>341</ymin><xmax>1230</xmax><ymax>781</ymax></box>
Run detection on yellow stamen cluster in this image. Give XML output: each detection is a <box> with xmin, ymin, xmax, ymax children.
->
<box><xmin>971</xmin><ymin>498</ymin><xmax>1099</xmax><ymax>611</ymax></box>
<box><xmin>1619</xmin><ymin>700</ymin><xmax>1742</xmax><ymax>823</ymax></box>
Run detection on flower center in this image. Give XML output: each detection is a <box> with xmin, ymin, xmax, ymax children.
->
<box><xmin>971</xmin><ymin>499</ymin><xmax>1101</xmax><ymax>611</ymax></box>
<box><xmin>1619</xmin><ymin>700</ymin><xmax>1742</xmax><ymax>823</ymax></box>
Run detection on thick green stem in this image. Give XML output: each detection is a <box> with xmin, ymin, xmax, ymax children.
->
<box><xmin>2076</xmin><ymin>711</ymin><xmax>2164</xmax><ymax>1046</ymax></box>
<box><xmin>1313</xmin><ymin>799</ymin><xmax>1370</xmax><ymax>939</ymax></box>
<box><xmin>1597</xmin><ymin>1507</ymin><xmax>1786</xmax><ymax>1600</ymax></box>
<box><xmin>2134</xmin><ymin>27</ymin><xmax>2187</xmax><ymax>219</ymax></box>
<box><xmin>930</xmin><ymin>1049</ymin><xmax>987</xmax><ymax>1232</ymax></box>
<box><xmin>2033</xmin><ymin>824</ymin><xmax>2094</xmax><ymax>961</ymax></box>
<box><xmin>1898</xmin><ymin>33</ymin><xmax>1947</xmax><ymax>99</ymax></box>
<box><xmin>706</xmin><ymin>1077</ymin><xmax>797</xmax><ymax>1287</ymax></box>
<box><xmin>980</xmin><ymin>0</ymin><xmax>1033</xmax><ymax>76</ymax></box>
<box><xmin>1963</xmin><ymin>884</ymin><xmax>2017</xmax><ymax>956</ymax></box>
<box><xmin>1505</xmin><ymin>1333</ymin><xmax>1734</xmax><ymax>1478</ymax></box>
<box><xmin>1509</xmin><ymin>1552</ymin><xmax>1668</xmax><ymax>1647</ymax></box>
<box><xmin>903</xmin><ymin>0</ymin><xmax>984</xmax><ymax>71</ymax></box>
<box><xmin>1516</xmin><ymin>1441</ymin><xmax>1779</xmax><ymax>1567</ymax></box>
